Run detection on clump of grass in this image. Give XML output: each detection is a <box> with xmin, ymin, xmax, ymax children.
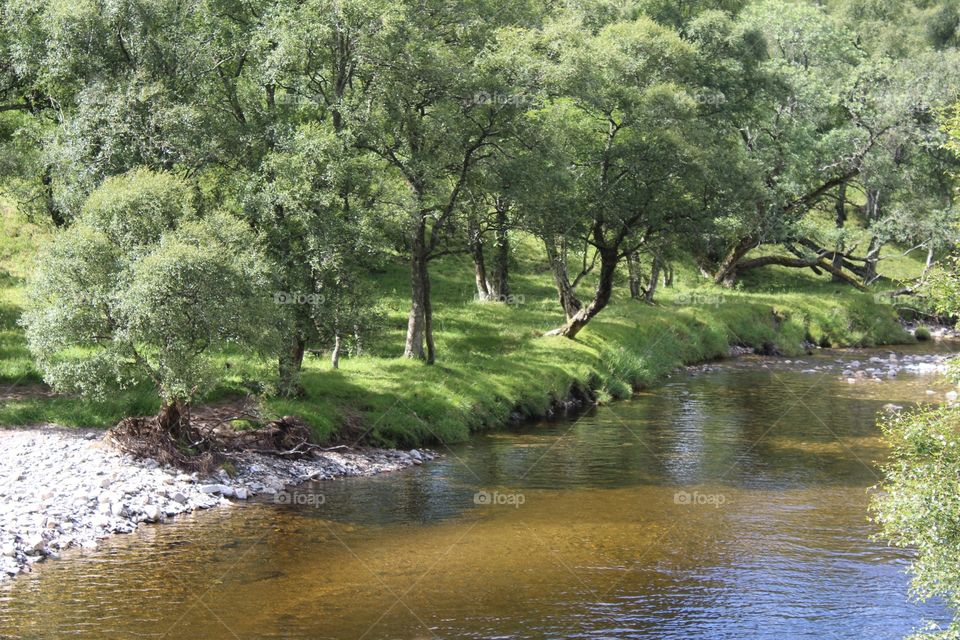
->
<box><xmin>915</xmin><ymin>326</ymin><xmax>932</xmax><ymax>341</ymax></box>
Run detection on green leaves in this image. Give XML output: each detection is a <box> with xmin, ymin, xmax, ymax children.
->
<box><xmin>80</xmin><ymin>168</ymin><xmax>195</xmax><ymax>248</ymax></box>
<box><xmin>873</xmin><ymin>405</ymin><xmax>960</xmax><ymax>640</ymax></box>
<box><xmin>22</xmin><ymin>169</ymin><xmax>273</xmax><ymax>406</ymax></box>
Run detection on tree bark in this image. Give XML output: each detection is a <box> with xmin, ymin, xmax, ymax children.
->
<box><xmin>278</xmin><ymin>333</ymin><xmax>307</xmax><ymax>398</ymax></box>
<box><xmin>404</xmin><ymin>219</ymin><xmax>434</xmax><ymax>363</ymax></box>
<box><xmin>733</xmin><ymin>254</ymin><xmax>867</xmax><ymax>291</ymax></box>
<box><xmin>42</xmin><ymin>166</ymin><xmax>67</xmax><ymax>228</ymax></box>
<box><xmin>543</xmin><ymin>235</ymin><xmax>582</xmax><ymax>320</ymax></box>
<box><xmin>832</xmin><ymin>181</ymin><xmax>847</xmax><ymax>282</ymax></box>
<box><xmin>468</xmin><ymin>218</ymin><xmax>490</xmax><ymax>301</ymax></box>
<box><xmin>863</xmin><ymin>235</ymin><xmax>882</xmax><ymax>285</ymax></box>
<box><xmin>713</xmin><ymin>236</ymin><xmax>756</xmax><ymax>287</ymax></box>
<box><xmin>644</xmin><ymin>256</ymin><xmax>661</xmax><ymax>303</ymax></box>
<box><xmin>627</xmin><ymin>251</ymin><xmax>642</xmax><ymax>299</ymax></box>
<box><xmin>331</xmin><ymin>334</ymin><xmax>342</xmax><ymax>369</ymax></box>
<box><xmin>861</xmin><ymin>188</ymin><xmax>883</xmax><ymax>285</ymax></box>
<box><xmin>488</xmin><ymin>202</ymin><xmax>510</xmax><ymax>300</ymax></box>
<box><xmin>353</xmin><ymin>323</ymin><xmax>363</xmax><ymax>356</ymax></box>
<box><xmin>157</xmin><ymin>399</ymin><xmax>186</xmax><ymax>435</ymax></box>
<box><xmin>548</xmin><ymin>247</ymin><xmax>618</xmax><ymax>339</ymax></box>
<box><xmin>923</xmin><ymin>244</ymin><xmax>935</xmax><ymax>278</ymax></box>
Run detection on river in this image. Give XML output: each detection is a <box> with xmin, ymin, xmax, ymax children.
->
<box><xmin>1</xmin><ymin>345</ymin><xmax>957</xmax><ymax>639</ymax></box>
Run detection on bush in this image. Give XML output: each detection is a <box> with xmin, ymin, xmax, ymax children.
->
<box><xmin>872</xmin><ymin>405</ymin><xmax>960</xmax><ymax>639</ymax></box>
<box><xmin>21</xmin><ymin>169</ymin><xmax>274</xmax><ymax>433</ymax></box>
<box><xmin>915</xmin><ymin>325</ymin><xmax>932</xmax><ymax>341</ymax></box>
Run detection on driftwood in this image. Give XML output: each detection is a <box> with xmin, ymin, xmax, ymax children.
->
<box><xmin>108</xmin><ymin>409</ymin><xmax>331</xmax><ymax>471</ymax></box>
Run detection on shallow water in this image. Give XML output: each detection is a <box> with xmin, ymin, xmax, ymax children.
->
<box><xmin>1</xmin><ymin>345</ymin><xmax>957</xmax><ymax>639</ymax></box>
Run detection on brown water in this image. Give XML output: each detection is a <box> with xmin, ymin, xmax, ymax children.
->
<box><xmin>1</xmin><ymin>346</ymin><xmax>957</xmax><ymax>639</ymax></box>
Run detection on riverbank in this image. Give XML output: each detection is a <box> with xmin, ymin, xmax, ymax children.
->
<box><xmin>4</xmin><ymin>331</ymin><xmax>952</xmax><ymax>583</ymax></box>
<box><xmin>0</xmin><ymin>426</ymin><xmax>435</xmax><ymax>581</ymax></box>
<box><xmin>3</xmin><ymin>344</ymin><xmax>957</xmax><ymax>640</ymax></box>
<box><xmin>0</xmin><ymin>207</ymin><xmax>932</xmax><ymax>448</ymax></box>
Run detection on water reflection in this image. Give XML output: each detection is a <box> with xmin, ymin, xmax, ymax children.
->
<box><xmin>1</xmin><ymin>346</ymin><xmax>955</xmax><ymax>639</ymax></box>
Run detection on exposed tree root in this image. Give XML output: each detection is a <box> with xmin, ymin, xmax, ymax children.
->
<box><xmin>108</xmin><ymin>409</ymin><xmax>324</xmax><ymax>471</ymax></box>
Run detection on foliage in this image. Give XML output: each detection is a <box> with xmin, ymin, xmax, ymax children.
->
<box><xmin>873</xmin><ymin>405</ymin><xmax>960</xmax><ymax>640</ymax></box>
<box><xmin>20</xmin><ymin>169</ymin><xmax>274</xmax><ymax>413</ymax></box>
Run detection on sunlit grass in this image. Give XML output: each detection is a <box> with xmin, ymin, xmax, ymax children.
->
<box><xmin>0</xmin><ymin>205</ymin><xmax>913</xmax><ymax>444</ymax></box>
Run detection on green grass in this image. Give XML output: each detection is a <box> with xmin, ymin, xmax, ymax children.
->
<box><xmin>0</xmin><ymin>205</ymin><xmax>916</xmax><ymax>445</ymax></box>
<box><xmin>0</xmin><ymin>206</ymin><xmax>45</xmax><ymax>385</ymax></box>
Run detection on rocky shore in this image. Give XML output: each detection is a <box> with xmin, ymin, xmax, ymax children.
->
<box><xmin>0</xmin><ymin>427</ymin><xmax>435</xmax><ymax>581</ymax></box>
<box><xmin>744</xmin><ymin>350</ymin><xmax>955</xmax><ymax>382</ymax></box>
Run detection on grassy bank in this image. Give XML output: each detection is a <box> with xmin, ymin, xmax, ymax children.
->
<box><xmin>0</xmin><ymin>205</ymin><xmax>922</xmax><ymax>446</ymax></box>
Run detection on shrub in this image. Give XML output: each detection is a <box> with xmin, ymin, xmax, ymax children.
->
<box><xmin>21</xmin><ymin>169</ymin><xmax>274</xmax><ymax>435</ymax></box>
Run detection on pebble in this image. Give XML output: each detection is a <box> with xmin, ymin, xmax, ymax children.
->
<box><xmin>0</xmin><ymin>429</ymin><xmax>437</xmax><ymax>583</ymax></box>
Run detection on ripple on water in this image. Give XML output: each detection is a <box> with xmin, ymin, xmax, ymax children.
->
<box><xmin>0</xmin><ymin>347</ymin><xmax>954</xmax><ymax>639</ymax></box>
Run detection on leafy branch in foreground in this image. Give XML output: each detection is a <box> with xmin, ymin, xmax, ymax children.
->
<box><xmin>872</xmin><ymin>404</ymin><xmax>960</xmax><ymax>640</ymax></box>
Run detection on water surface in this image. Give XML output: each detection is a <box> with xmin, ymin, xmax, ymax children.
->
<box><xmin>1</xmin><ymin>346</ymin><xmax>955</xmax><ymax>639</ymax></box>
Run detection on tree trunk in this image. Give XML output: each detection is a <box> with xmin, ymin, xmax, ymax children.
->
<box><xmin>863</xmin><ymin>235</ymin><xmax>882</xmax><ymax>285</ymax></box>
<box><xmin>695</xmin><ymin>256</ymin><xmax>716</xmax><ymax>279</ymax></box>
<box><xmin>488</xmin><ymin>202</ymin><xmax>510</xmax><ymax>300</ymax></box>
<box><xmin>468</xmin><ymin>218</ymin><xmax>490</xmax><ymax>301</ymax></box>
<box><xmin>42</xmin><ymin>166</ymin><xmax>67</xmax><ymax>228</ymax></box>
<box><xmin>331</xmin><ymin>334</ymin><xmax>341</xmax><ymax>369</ymax></box>
<box><xmin>543</xmin><ymin>235</ymin><xmax>582</xmax><ymax>320</ymax></box>
<box><xmin>548</xmin><ymin>247</ymin><xmax>618</xmax><ymax>339</ymax></box>
<box><xmin>832</xmin><ymin>181</ymin><xmax>847</xmax><ymax>282</ymax></box>
<box><xmin>922</xmin><ymin>244</ymin><xmax>935</xmax><ymax>279</ymax></box>
<box><xmin>627</xmin><ymin>251</ymin><xmax>642</xmax><ymax>299</ymax></box>
<box><xmin>353</xmin><ymin>323</ymin><xmax>363</xmax><ymax>356</ymax></box>
<box><xmin>157</xmin><ymin>399</ymin><xmax>186</xmax><ymax>435</ymax></box>
<box><xmin>713</xmin><ymin>236</ymin><xmax>756</xmax><ymax>287</ymax></box>
<box><xmin>278</xmin><ymin>333</ymin><xmax>307</xmax><ymax>398</ymax></box>
<box><xmin>861</xmin><ymin>188</ymin><xmax>883</xmax><ymax>285</ymax></box>
<box><xmin>404</xmin><ymin>219</ymin><xmax>435</xmax><ymax>363</ymax></box>
<box><xmin>663</xmin><ymin>263</ymin><xmax>674</xmax><ymax>287</ymax></box>
<box><xmin>644</xmin><ymin>256</ymin><xmax>661</xmax><ymax>303</ymax></box>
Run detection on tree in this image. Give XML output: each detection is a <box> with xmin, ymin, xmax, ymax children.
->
<box><xmin>701</xmin><ymin>1</ymin><xmax>960</xmax><ymax>287</ymax></box>
<box><xmin>870</xmin><ymin>94</ymin><xmax>960</xmax><ymax>640</ymax></box>
<box><xmin>21</xmin><ymin>169</ymin><xmax>273</xmax><ymax>436</ymax></box>
<box><xmin>345</xmin><ymin>0</ymin><xmax>545</xmax><ymax>362</ymax></box>
<box><xmin>528</xmin><ymin>12</ymin><xmax>711</xmax><ymax>337</ymax></box>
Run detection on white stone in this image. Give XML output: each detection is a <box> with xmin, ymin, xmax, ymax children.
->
<box><xmin>25</xmin><ymin>535</ymin><xmax>45</xmax><ymax>555</ymax></box>
<box><xmin>199</xmin><ymin>484</ymin><xmax>232</xmax><ymax>496</ymax></box>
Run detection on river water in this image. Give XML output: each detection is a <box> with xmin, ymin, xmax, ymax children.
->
<box><xmin>1</xmin><ymin>346</ymin><xmax>957</xmax><ymax>639</ymax></box>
